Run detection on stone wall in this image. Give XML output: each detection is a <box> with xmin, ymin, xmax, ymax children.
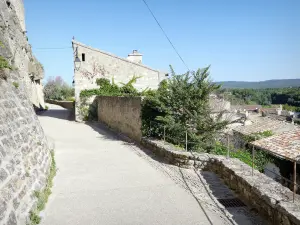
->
<box><xmin>0</xmin><ymin>1</ymin><xmax>51</xmax><ymax>224</ymax></box>
<box><xmin>98</xmin><ymin>96</ymin><xmax>142</xmax><ymax>141</ymax></box>
<box><xmin>0</xmin><ymin>0</ymin><xmax>45</xmax><ymax>109</ymax></box>
<box><xmin>0</xmin><ymin>77</ymin><xmax>51</xmax><ymax>225</ymax></box>
<box><xmin>10</xmin><ymin>0</ymin><xmax>25</xmax><ymax>32</ymax></box>
<box><xmin>140</xmin><ymin>138</ymin><xmax>300</xmax><ymax>225</ymax></box>
<box><xmin>46</xmin><ymin>99</ymin><xmax>74</xmax><ymax>110</ymax></box>
<box><xmin>72</xmin><ymin>40</ymin><xmax>166</xmax><ymax>121</ymax></box>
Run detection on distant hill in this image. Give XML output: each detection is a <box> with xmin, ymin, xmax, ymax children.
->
<box><xmin>215</xmin><ymin>79</ymin><xmax>300</xmax><ymax>89</ymax></box>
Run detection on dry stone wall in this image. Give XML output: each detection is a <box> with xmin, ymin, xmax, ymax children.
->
<box><xmin>141</xmin><ymin>138</ymin><xmax>300</xmax><ymax>225</ymax></box>
<box><xmin>0</xmin><ymin>1</ymin><xmax>51</xmax><ymax>224</ymax></box>
<box><xmin>0</xmin><ymin>79</ymin><xmax>51</xmax><ymax>225</ymax></box>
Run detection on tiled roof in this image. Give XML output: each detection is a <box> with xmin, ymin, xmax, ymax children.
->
<box><xmin>233</xmin><ymin>118</ymin><xmax>287</xmax><ymax>135</ymax></box>
<box><xmin>251</xmin><ymin>130</ymin><xmax>300</xmax><ymax>162</ymax></box>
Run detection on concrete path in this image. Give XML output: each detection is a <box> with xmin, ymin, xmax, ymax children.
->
<box><xmin>38</xmin><ymin>105</ymin><xmax>269</xmax><ymax>225</ymax></box>
<box><xmin>38</xmin><ymin>105</ymin><xmax>232</xmax><ymax>225</ymax></box>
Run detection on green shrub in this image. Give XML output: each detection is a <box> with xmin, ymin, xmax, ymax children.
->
<box><xmin>79</xmin><ymin>76</ymin><xmax>146</xmax><ymax>121</ymax></box>
<box><xmin>283</xmin><ymin>104</ymin><xmax>300</xmax><ymax>112</ymax></box>
<box><xmin>29</xmin><ymin>211</ymin><xmax>41</xmax><ymax>225</ymax></box>
<box><xmin>142</xmin><ymin>66</ymin><xmax>228</xmax><ymax>152</ymax></box>
<box><xmin>12</xmin><ymin>81</ymin><xmax>19</xmax><ymax>88</ymax></box>
<box><xmin>213</xmin><ymin>142</ymin><xmax>272</xmax><ymax>172</ymax></box>
<box><xmin>0</xmin><ymin>56</ymin><xmax>12</xmax><ymax>70</ymax></box>
<box><xmin>96</xmin><ymin>78</ymin><xmax>110</xmax><ymax>87</ymax></box>
<box><xmin>243</xmin><ymin>130</ymin><xmax>273</xmax><ymax>142</ymax></box>
<box><xmin>80</xmin><ymin>75</ymin><xmax>143</xmax><ymax>98</ymax></box>
<box><xmin>66</xmin><ymin>96</ymin><xmax>75</xmax><ymax>101</ymax></box>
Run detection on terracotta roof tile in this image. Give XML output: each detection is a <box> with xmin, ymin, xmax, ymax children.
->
<box><xmin>251</xmin><ymin>130</ymin><xmax>300</xmax><ymax>161</ymax></box>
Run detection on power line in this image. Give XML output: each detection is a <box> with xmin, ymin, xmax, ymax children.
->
<box><xmin>33</xmin><ymin>47</ymin><xmax>72</xmax><ymax>50</ymax></box>
<box><xmin>142</xmin><ymin>0</ymin><xmax>190</xmax><ymax>71</ymax></box>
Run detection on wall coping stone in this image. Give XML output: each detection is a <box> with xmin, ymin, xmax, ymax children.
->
<box><xmin>141</xmin><ymin>137</ymin><xmax>300</xmax><ymax>224</ymax></box>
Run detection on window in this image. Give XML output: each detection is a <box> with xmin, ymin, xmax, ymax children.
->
<box><xmin>82</xmin><ymin>53</ymin><xmax>85</xmax><ymax>62</ymax></box>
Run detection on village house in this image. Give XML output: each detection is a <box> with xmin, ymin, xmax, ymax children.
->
<box><xmin>72</xmin><ymin>40</ymin><xmax>167</xmax><ymax>121</ymax></box>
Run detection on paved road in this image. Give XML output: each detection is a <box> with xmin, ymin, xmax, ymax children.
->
<box><xmin>38</xmin><ymin>105</ymin><xmax>265</xmax><ymax>225</ymax></box>
<box><xmin>38</xmin><ymin>105</ymin><xmax>230</xmax><ymax>225</ymax></box>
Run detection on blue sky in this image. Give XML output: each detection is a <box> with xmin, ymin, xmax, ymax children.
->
<box><xmin>25</xmin><ymin>0</ymin><xmax>300</xmax><ymax>85</ymax></box>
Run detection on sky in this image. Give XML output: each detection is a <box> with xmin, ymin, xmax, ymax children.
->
<box><xmin>25</xmin><ymin>0</ymin><xmax>300</xmax><ymax>85</ymax></box>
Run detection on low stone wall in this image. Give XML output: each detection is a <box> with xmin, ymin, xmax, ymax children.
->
<box><xmin>141</xmin><ymin>138</ymin><xmax>300</xmax><ymax>225</ymax></box>
<box><xmin>46</xmin><ymin>99</ymin><xmax>74</xmax><ymax>109</ymax></box>
<box><xmin>98</xmin><ymin>96</ymin><xmax>142</xmax><ymax>141</ymax></box>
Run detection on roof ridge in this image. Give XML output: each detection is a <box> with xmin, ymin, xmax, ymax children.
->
<box><xmin>72</xmin><ymin>40</ymin><xmax>161</xmax><ymax>73</ymax></box>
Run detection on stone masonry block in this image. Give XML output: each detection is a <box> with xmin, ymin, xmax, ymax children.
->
<box><xmin>7</xmin><ymin>211</ymin><xmax>17</xmax><ymax>225</ymax></box>
<box><xmin>0</xmin><ymin>197</ymin><xmax>7</xmax><ymax>221</ymax></box>
<box><xmin>0</xmin><ymin>168</ymin><xmax>9</xmax><ymax>183</ymax></box>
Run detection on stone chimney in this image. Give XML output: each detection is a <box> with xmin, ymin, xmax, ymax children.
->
<box><xmin>127</xmin><ymin>50</ymin><xmax>142</xmax><ymax>64</ymax></box>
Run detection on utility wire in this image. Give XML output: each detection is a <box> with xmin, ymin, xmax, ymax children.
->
<box><xmin>142</xmin><ymin>0</ymin><xmax>190</xmax><ymax>71</ymax></box>
<box><xmin>33</xmin><ymin>47</ymin><xmax>72</xmax><ymax>50</ymax></box>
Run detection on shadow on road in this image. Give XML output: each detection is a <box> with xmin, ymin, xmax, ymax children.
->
<box><xmin>37</xmin><ymin>109</ymin><xmax>75</xmax><ymax>121</ymax></box>
<box><xmin>67</xmin><ymin>120</ymin><xmax>267</xmax><ymax>225</ymax></box>
<box><xmin>85</xmin><ymin>121</ymin><xmax>128</xmax><ymax>142</ymax></box>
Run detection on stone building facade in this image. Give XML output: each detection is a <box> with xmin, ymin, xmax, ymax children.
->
<box><xmin>72</xmin><ymin>40</ymin><xmax>166</xmax><ymax>121</ymax></box>
<box><xmin>0</xmin><ymin>1</ymin><xmax>51</xmax><ymax>224</ymax></box>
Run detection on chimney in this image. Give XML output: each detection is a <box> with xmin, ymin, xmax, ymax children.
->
<box><xmin>127</xmin><ymin>50</ymin><xmax>142</xmax><ymax>64</ymax></box>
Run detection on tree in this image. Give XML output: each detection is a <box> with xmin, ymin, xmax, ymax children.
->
<box><xmin>142</xmin><ymin>66</ymin><xmax>229</xmax><ymax>152</ymax></box>
<box><xmin>44</xmin><ymin>76</ymin><xmax>74</xmax><ymax>100</ymax></box>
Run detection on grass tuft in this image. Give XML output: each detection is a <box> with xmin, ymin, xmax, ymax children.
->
<box><xmin>12</xmin><ymin>81</ymin><xmax>19</xmax><ymax>88</ymax></box>
<box><xmin>0</xmin><ymin>56</ymin><xmax>12</xmax><ymax>70</ymax></box>
<box><xmin>29</xmin><ymin>150</ymin><xmax>56</xmax><ymax>225</ymax></box>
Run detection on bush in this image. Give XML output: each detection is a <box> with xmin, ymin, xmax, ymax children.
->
<box><xmin>142</xmin><ymin>66</ymin><xmax>229</xmax><ymax>152</ymax></box>
<box><xmin>213</xmin><ymin>142</ymin><xmax>272</xmax><ymax>172</ymax></box>
<box><xmin>79</xmin><ymin>76</ymin><xmax>147</xmax><ymax>121</ymax></box>
<box><xmin>80</xmin><ymin>76</ymin><xmax>146</xmax><ymax>99</ymax></box>
<box><xmin>66</xmin><ymin>96</ymin><xmax>75</xmax><ymax>101</ymax></box>
<box><xmin>0</xmin><ymin>56</ymin><xmax>12</xmax><ymax>70</ymax></box>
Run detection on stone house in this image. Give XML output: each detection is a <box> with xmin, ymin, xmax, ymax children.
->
<box><xmin>72</xmin><ymin>40</ymin><xmax>167</xmax><ymax>121</ymax></box>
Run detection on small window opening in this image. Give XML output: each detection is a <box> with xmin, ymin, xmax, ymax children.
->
<box><xmin>82</xmin><ymin>53</ymin><xmax>85</xmax><ymax>62</ymax></box>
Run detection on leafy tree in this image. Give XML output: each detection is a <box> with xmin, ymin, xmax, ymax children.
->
<box><xmin>142</xmin><ymin>66</ymin><xmax>229</xmax><ymax>152</ymax></box>
<box><xmin>44</xmin><ymin>76</ymin><xmax>74</xmax><ymax>100</ymax></box>
<box><xmin>221</xmin><ymin>87</ymin><xmax>300</xmax><ymax>111</ymax></box>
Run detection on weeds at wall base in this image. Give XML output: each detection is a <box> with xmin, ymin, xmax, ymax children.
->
<box><xmin>29</xmin><ymin>150</ymin><xmax>56</xmax><ymax>225</ymax></box>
